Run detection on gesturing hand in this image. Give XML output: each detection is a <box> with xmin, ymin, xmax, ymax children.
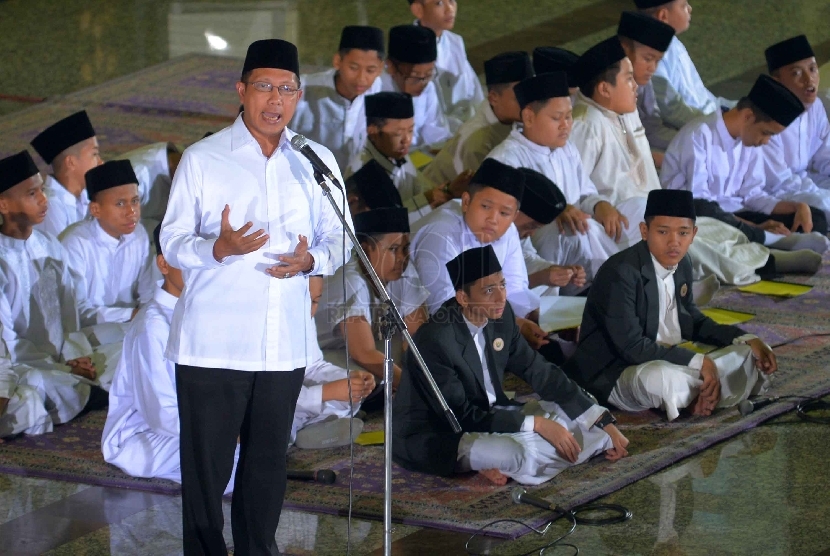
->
<box><xmin>534</xmin><ymin>416</ymin><xmax>581</xmax><ymax>463</ymax></box>
<box><xmin>213</xmin><ymin>205</ymin><xmax>269</xmax><ymax>262</ymax></box>
<box><xmin>267</xmin><ymin>235</ymin><xmax>315</xmax><ymax>279</ymax></box>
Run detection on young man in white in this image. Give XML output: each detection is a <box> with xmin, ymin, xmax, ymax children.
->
<box><xmin>409</xmin><ymin>0</ymin><xmax>485</xmax><ymax>131</ymax></box>
<box><xmin>635</xmin><ymin>0</ymin><xmax>734</xmax><ymax>151</ymax></box>
<box><xmin>30</xmin><ymin>110</ymin><xmax>103</xmax><ymax>238</ymax></box>
<box><xmin>380</xmin><ymin>25</ymin><xmax>453</xmax><ymax>150</ymax></box>
<box><xmin>423</xmin><ymin>51</ymin><xmax>533</xmax><ymax>186</ymax></box>
<box><xmin>292</xmin><ymin>26</ymin><xmax>385</xmax><ymax>171</ymax></box>
<box><xmin>762</xmin><ymin>35</ymin><xmax>830</xmax><ymax>223</ymax></box>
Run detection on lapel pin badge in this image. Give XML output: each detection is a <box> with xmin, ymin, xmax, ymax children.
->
<box><xmin>493</xmin><ymin>338</ymin><xmax>504</xmax><ymax>352</ymax></box>
<box><xmin>680</xmin><ymin>283</ymin><xmax>688</xmax><ymax>297</ymax></box>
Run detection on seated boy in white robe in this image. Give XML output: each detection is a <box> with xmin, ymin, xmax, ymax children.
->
<box><xmin>316</xmin><ymin>208</ymin><xmax>429</xmax><ymax>390</ymax></box>
<box><xmin>292</xmin><ymin>26</ymin><xmax>385</xmax><ymax>170</ymax></box>
<box><xmin>409</xmin><ymin>0</ymin><xmax>484</xmax><ymax>131</ymax></box>
<box><xmin>348</xmin><ymin>92</ymin><xmax>467</xmax><ymax>222</ymax></box>
<box><xmin>566</xmin><ymin>190</ymin><xmax>777</xmax><ymax>421</ymax></box>
<box><xmin>423</xmin><ymin>51</ymin><xmax>533</xmax><ymax>186</ymax></box>
<box><xmin>662</xmin><ymin>75</ymin><xmax>829</xmax><ymax>262</ymax></box>
<box><xmin>31</xmin><ymin>110</ymin><xmax>103</xmax><ymax>238</ymax></box>
<box><xmin>124</xmin><ymin>142</ymin><xmax>181</xmax><ymax>235</ymax></box>
<box><xmin>635</xmin><ymin>0</ymin><xmax>733</xmax><ymax>150</ymax></box>
<box><xmin>292</xmin><ymin>276</ymin><xmax>376</xmax><ymax>449</ymax></box>
<box><xmin>380</xmin><ymin>25</ymin><xmax>452</xmax><ymax>150</ymax></box>
<box><xmin>60</xmin><ymin>160</ymin><xmax>155</xmax><ymax>335</ymax></box>
<box><xmin>486</xmin><ymin>72</ymin><xmax>624</xmax><ymax>280</ymax></box>
<box><xmin>762</xmin><ymin>35</ymin><xmax>830</xmax><ymax>222</ymax></box>
<box><xmin>393</xmin><ymin>245</ymin><xmax>628</xmax><ymax>485</ymax></box>
<box><xmin>0</xmin><ymin>151</ymin><xmax>99</xmax><ymax>428</ymax></box>
<box><xmin>103</xmin><ymin>224</ymin><xmax>239</xmax><ymax>491</ymax></box>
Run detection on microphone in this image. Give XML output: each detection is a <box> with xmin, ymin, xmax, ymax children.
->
<box><xmin>511</xmin><ymin>487</ymin><xmax>565</xmax><ymax>513</ymax></box>
<box><xmin>738</xmin><ymin>397</ymin><xmax>780</xmax><ymax>416</ymax></box>
<box><xmin>290</xmin><ymin>135</ymin><xmax>342</xmax><ymax>190</ymax></box>
<box><xmin>287</xmin><ymin>469</ymin><xmax>337</xmax><ymax>484</ymax></box>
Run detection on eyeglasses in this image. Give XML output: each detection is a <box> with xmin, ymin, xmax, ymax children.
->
<box><xmin>246</xmin><ymin>81</ymin><xmax>301</xmax><ymax>98</ymax></box>
<box><xmin>390</xmin><ymin>61</ymin><xmax>435</xmax><ymax>85</ymax></box>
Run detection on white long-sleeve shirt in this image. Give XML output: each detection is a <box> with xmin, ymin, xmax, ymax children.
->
<box><xmin>762</xmin><ymin>99</ymin><xmax>830</xmax><ymax>196</ymax></box>
<box><xmin>103</xmin><ymin>287</ymin><xmax>179</xmax><ymax>467</ymax></box>
<box><xmin>431</xmin><ymin>28</ymin><xmax>485</xmax><ymax>131</ymax></box>
<box><xmin>649</xmin><ymin>37</ymin><xmax>729</xmax><ymax>132</ymax></box>
<box><xmin>662</xmin><ymin>111</ymin><xmax>781</xmax><ymax>215</ymax></box>
<box><xmin>487</xmin><ymin>129</ymin><xmax>609</xmax><ymax>214</ymax></box>
<box><xmin>292</xmin><ymin>68</ymin><xmax>383</xmax><ymax>171</ymax></box>
<box><xmin>160</xmin><ymin>116</ymin><xmax>352</xmax><ymax>372</ymax></box>
<box><xmin>570</xmin><ymin>93</ymin><xmax>661</xmax><ymax>206</ymax></box>
<box><xmin>380</xmin><ymin>72</ymin><xmax>452</xmax><ymax>150</ymax></box>
<box><xmin>410</xmin><ymin>199</ymin><xmax>538</xmax><ymax>317</ymax></box>
<box><xmin>422</xmin><ymin>100</ymin><xmax>513</xmax><ymax>186</ymax></box>
<box><xmin>60</xmin><ymin>219</ymin><xmax>155</xmax><ymax>325</ymax></box>
<box><xmin>125</xmin><ymin>142</ymin><xmax>173</xmax><ymax>225</ymax></box>
<box><xmin>35</xmin><ymin>175</ymin><xmax>90</xmax><ymax>239</ymax></box>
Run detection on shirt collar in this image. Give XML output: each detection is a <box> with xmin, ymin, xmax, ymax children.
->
<box><xmin>153</xmin><ymin>286</ymin><xmax>179</xmax><ymax>310</ymax></box>
<box><xmin>462</xmin><ymin>313</ymin><xmax>487</xmax><ymax>337</ymax></box>
<box><xmin>714</xmin><ymin>109</ymin><xmax>740</xmax><ymax>148</ymax></box>
<box><xmin>91</xmin><ymin>218</ymin><xmax>123</xmax><ymax>249</ymax></box>
<box><xmin>230</xmin><ymin>113</ymin><xmax>294</xmax><ymax>155</ymax></box>
<box><xmin>509</xmin><ymin>127</ymin><xmax>555</xmax><ymax>156</ymax></box>
<box><xmin>365</xmin><ymin>140</ymin><xmax>407</xmax><ymax>172</ymax></box>
<box><xmin>651</xmin><ymin>254</ymin><xmax>677</xmax><ymax>280</ymax></box>
<box><xmin>0</xmin><ymin>231</ymin><xmax>27</xmax><ymax>250</ymax></box>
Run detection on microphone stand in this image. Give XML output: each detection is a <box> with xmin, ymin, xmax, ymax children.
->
<box><xmin>312</xmin><ymin>171</ymin><xmax>461</xmax><ymax>556</ymax></box>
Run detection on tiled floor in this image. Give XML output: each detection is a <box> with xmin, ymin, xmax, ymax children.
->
<box><xmin>3</xmin><ymin>0</ymin><xmax>830</xmax><ymax>554</ymax></box>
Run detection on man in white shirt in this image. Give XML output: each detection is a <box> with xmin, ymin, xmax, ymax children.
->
<box><xmin>423</xmin><ymin>51</ymin><xmax>534</xmax><ymax>186</ymax></box>
<box><xmin>0</xmin><ymin>151</ymin><xmax>99</xmax><ymax>430</ymax></box>
<box><xmin>30</xmin><ymin>111</ymin><xmax>103</xmax><ymax>238</ymax></box>
<box><xmin>662</xmin><ymin>75</ymin><xmax>830</xmax><ymax>259</ymax></box>
<box><xmin>566</xmin><ymin>190</ymin><xmax>777</xmax><ymax>421</ymax></box>
<box><xmin>160</xmin><ymin>39</ymin><xmax>351</xmax><ymax>554</ymax></box>
<box><xmin>103</xmin><ymin>224</ymin><xmax>240</xmax><ymax>490</ymax></box>
<box><xmin>292</xmin><ymin>26</ymin><xmax>385</xmax><ymax>171</ymax></box>
<box><xmin>763</xmin><ymin>35</ymin><xmax>830</xmax><ymax>222</ymax></box>
<box><xmin>409</xmin><ymin>0</ymin><xmax>485</xmax><ymax>131</ymax></box>
<box><xmin>635</xmin><ymin>0</ymin><xmax>734</xmax><ymax>150</ymax></box>
<box><xmin>393</xmin><ymin>245</ymin><xmax>627</xmax><ymax>485</ymax></box>
<box><xmin>60</xmin><ymin>161</ymin><xmax>155</xmax><ymax>342</ymax></box>
<box><xmin>124</xmin><ymin>141</ymin><xmax>181</xmax><ymax>235</ymax></box>
<box><xmin>381</xmin><ymin>25</ymin><xmax>453</xmax><ymax>150</ymax></box>
<box><xmin>486</xmin><ymin>72</ymin><xmax>624</xmax><ymax>280</ymax></box>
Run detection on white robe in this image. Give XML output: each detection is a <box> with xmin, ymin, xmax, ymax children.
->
<box><xmin>422</xmin><ymin>100</ymin><xmax>513</xmax><ymax>186</ymax></box>
<box><xmin>102</xmin><ymin>287</ymin><xmax>238</xmax><ymax>493</ymax></box>
<box><xmin>124</xmin><ymin>142</ymin><xmax>173</xmax><ymax>234</ymax></box>
<box><xmin>430</xmin><ymin>27</ymin><xmax>485</xmax><ymax>132</ymax></box>
<box><xmin>0</xmin><ymin>338</ymin><xmax>52</xmax><ymax>438</ymax></box>
<box><xmin>292</xmin><ymin>68</ymin><xmax>383</xmax><ymax>171</ymax></box>
<box><xmin>0</xmin><ymin>230</ymin><xmax>93</xmax><ymax>425</ymax></box>
<box><xmin>487</xmin><ymin>129</ymin><xmax>620</xmax><ymax>279</ymax></box>
<box><xmin>35</xmin><ymin>175</ymin><xmax>90</xmax><ymax>239</ymax></box>
<box><xmin>410</xmin><ymin>200</ymin><xmax>539</xmax><ymax>317</ymax></box>
<box><xmin>59</xmin><ymin>219</ymin><xmax>155</xmax><ymax>326</ymax></box>
<box><xmin>380</xmin><ymin>72</ymin><xmax>452</xmax><ymax>150</ymax></box>
<box><xmin>347</xmin><ymin>140</ymin><xmax>434</xmax><ymax>225</ymax></box>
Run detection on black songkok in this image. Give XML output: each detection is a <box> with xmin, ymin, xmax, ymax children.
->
<box><xmin>339</xmin><ymin>26</ymin><xmax>385</xmax><ymax>55</ymax></box>
<box><xmin>484</xmin><ymin>52</ymin><xmax>534</xmax><ymax>86</ymax></box>
<box><xmin>471</xmin><ymin>159</ymin><xmax>524</xmax><ymax>203</ymax></box>
<box><xmin>518</xmin><ymin>168</ymin><xmax>566</xmax><ymax>225</ymax></box>
<box><xmin>0</xmin><ymin>151</ymin><xmax>39</xmax><ymax>194</ymax></box>
<box><xmin>153</xmin><ymin>223</ymin><xmax>163</xmax><ymax>257</ymax></box>
<box><xmin>532</xmin><ymin>47</ymin><xmax>579</xmax><ymax>86</ymax></box>
<box><xmin>644</xmin><ymin>190</ymin><xmax>696</xmax><ymax>221</ymax></box>
<box><xmin>365</xmin><ymin>92</ymin><xmax>415</xmax><ymax>120</ymax></box>
<box><xmin>85</xmin><ymin>160</ymin><xmax>138</xmax><ymax>200</ymax></box>
<box><xmin>747</xmin><ymin>74</ymin><xmax>805</xmax><ymax>128</ymax></box>
<box><xmin>241</xmin><ymin>39</ymin><xmax>300</xmax><ymax>79</ymax></box>
<box><xmin>574</xmin><ymin>37</ymin><xmax>627</xmax><ymax>89</ymax></box>
<box><xmin>346</xmin><ymin>160</ymin><xmax>403</xmax><ymax>210</ymax></box>
<box><xmin>31</xmin><ymin>111</ymin><xmax>96</xmax><ymax>165</ymax></box>
<box><xmin>388</xmin><ymin>25</ymin><xmax>437</xmax><ymax>64</ymax></box>
<box><xmin>446</xmin><ymin>246</ymin><xmax>503</xmax><ymax>291</ymax></box>
<box><xmin>765</xmin><ymin>35</ymin><xmax>815</xmax><ymax>73</ymax></box>
<box><xmin>354</xmin><ymin>207</ymin><xmax>410</xmax><ymax>236</ymax></box>
<box><xmin>617</xmin><ymin>11</ymin><xmax>675</xmax><ymax>53</ymax></box>
<box><xmin>633</xmin><ymin>0</ymin><xmax>671</xmax><ymax>8</ymax></box>
<box><xmin>513</xmin><ymin>71</ymin><xmax>570</xmax><ymax>109</ymax></box>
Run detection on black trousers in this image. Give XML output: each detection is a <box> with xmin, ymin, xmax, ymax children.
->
<box><xmin>736</xmin><ymin>207</ymin><xmax>828</xmax><ymax>235</ymax></box>
<box><xmin>692</xmin><ymin>199</ymin><xmax>766</xmax><ymax>244</ymax></box>
<box><xmin>176</xmin><ymin>365</ymin><xmax>305</xmax><ymax>556</ymax></box>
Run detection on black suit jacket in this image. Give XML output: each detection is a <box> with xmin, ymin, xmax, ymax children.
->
<box><xmin>565</xmin><ymin>241</ymin><xmax>746</xmax><ymax>403</ymax></box>
<box><xmin>392</xmin><ymin>299</ymin><xmax>596</xmax><ymax>477</ymax></box>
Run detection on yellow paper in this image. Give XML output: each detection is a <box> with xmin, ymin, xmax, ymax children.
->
<box><xmin>737</xmin><ymin>280</ymin><xmax>813</xmax><ymax>298</ymax></box>
<box><xmin>701</xmin><ymin>307</ymin><xmax>755</xmax><ymax>325</ymax></box>
<box><xmin>676</xmin><ymin>341</ymin><xmax>717</xmax><ymax>354</ymax></box>
<box><xmin>409</xmin><ymin>150</ymin><xmax>434</xmax><ymax>169</ymax></box>
<box><xmin>355</xmin><ymin>431</ymin><xmax>385</xmax><ymax>446</ymax></box>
